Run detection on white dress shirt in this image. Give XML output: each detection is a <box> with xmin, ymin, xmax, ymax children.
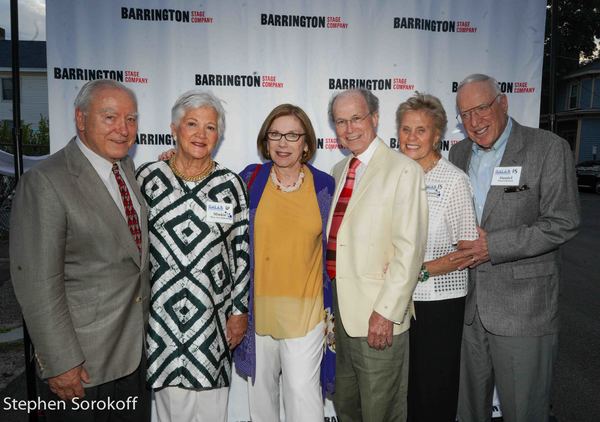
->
<box><xmin>76</xmin><ymin>137</ymin><xmax>141</xmax><ymax>219</ymax></box>
<box><xmin>331</xmin><ymin>136</ymin><xmax>380</xmax><ymax>206</ymax></box>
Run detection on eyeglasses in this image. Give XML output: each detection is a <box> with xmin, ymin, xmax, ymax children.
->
<box><xmin>334</xmin><ymin>112</ymin><xmax>371</xmax><ymax>128</ymax></box>
<box><xmin>456</xmin><ymin>94</ymin><xmax>502</xmax><ymax>123</ymax></box>
<box><xmin>266</xmin><ymin>131</ymin><xmax>305</xmax><ymax>142</ymax></box>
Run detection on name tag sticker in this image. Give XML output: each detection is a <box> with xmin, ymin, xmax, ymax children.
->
<box><xmin>491</xmin><ymin>166</ymin><xmax>521</xmax><ymax>186</ymax></box>
<box><xmin>426</xmin><ymin>184</ymin><xmax>442</xmax><ymax>198</ymax></box>
<box><xmin>206</xmin><ymin>201</ymin><xmax>234</xmax><ymax>224</ymax></box>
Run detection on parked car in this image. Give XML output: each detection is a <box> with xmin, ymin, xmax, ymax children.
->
<box><xmin>575</xmin><ymin>160</ymin><xmax>600</xmax><ymax>193</ymax></box>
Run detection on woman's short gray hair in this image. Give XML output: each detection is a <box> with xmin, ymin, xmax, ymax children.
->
<box><xmin>171</xmin><ymin>90</ymin><xmax>226</xmax><ymax>138</ymax></box>
<box><xmin>74</xmin><ymin>79</ymin><xmax>137</xmax><ymax>112</ymax></box>
<box><xmin>395</xmin><ymin>92</ymin><xmax>448</xmax><ymax>151</ymax></box>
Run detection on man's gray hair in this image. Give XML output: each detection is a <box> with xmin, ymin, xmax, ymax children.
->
<box><xmin>328</xmin><ymin>89</ymin><xmax>379</xmax><ymax>123</ymax></box>
<box><xmin>171</xmin><ymin>90</ymin><xmax>226</xmax><ymax>139</ymax></box>
<box><xmin>457</xmin><ymin>73</ymin><xmax>501</xmax><ymax>96</ymax></box>
<box><xmin>74</xmin><ymin>79</ymin><xmax>137</xmax><ymax>113</ymax></box>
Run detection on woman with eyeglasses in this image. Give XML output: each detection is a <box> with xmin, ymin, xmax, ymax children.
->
<box><xmin>233</xmin><ymin>104</ymin><xmax>335</xmax><ymax>422</ymax></box>
<box><xmin>396</xmin><ymin>92</ymin><xmax>478</xmax><ymax>422</ymax></box>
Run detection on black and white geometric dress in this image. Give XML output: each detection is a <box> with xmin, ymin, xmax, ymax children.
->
<box><xmin>136</xmin><ymin>161</ymin><xmax>250</xmax><ymax>389</ymax></box>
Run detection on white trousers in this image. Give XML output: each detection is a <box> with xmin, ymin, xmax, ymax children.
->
<box><xmin>249</xmin><ymin>321</ymin><xmax>325</xmax><ymax>422</ymax></box>
<box><xmin>154</xmin><ymin>386</ymin><xmax>229</xmax><ymax>422</ymax></box>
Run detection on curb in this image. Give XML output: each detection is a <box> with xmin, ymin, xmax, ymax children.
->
<box><xmin>0</xmin><ymin>326</ymin><xmax>23</xmax><ymax>344</ymax></box>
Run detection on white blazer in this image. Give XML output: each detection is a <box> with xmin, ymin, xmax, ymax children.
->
<box><xmin>327</xmin><ymin>139</ymin><xmax>428</xmax><ymax>337</ymax></box>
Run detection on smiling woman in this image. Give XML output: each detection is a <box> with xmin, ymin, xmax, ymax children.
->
<box><xmin>169</xmin><ymin>106</ymin><xmax>219</xmax><ymax>177</ymax></box>
<box><xmin>135</xmin><ymin>90</ymin><xmax>250</xmax><ymax>422</ymax></box>
<box><xmin>234</xmin><ymin>104</ymin><xmax>336</xmax><ymax>422</ymax></box>
<box><xmin>395</xmin><ymin>92</ymin><xmax>478</xmax><ymax>422</ymax></box>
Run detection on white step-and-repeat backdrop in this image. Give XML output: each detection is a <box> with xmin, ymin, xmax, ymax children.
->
<box><xmin>46</xmin><ymin>1</ymin><xmax>546</xmax><ymax>420</ymax></box>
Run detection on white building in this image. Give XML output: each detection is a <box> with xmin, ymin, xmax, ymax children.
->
<box><xmin>0</xmin><ymin>37</ymin><xmax>48</xmax><ymax>131</ymax></box>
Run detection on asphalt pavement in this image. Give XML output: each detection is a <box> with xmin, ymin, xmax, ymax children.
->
<box><xmin>550</xmin><ymin>192</ymin><xmax>600</xmax><ymax>422</ymax></box>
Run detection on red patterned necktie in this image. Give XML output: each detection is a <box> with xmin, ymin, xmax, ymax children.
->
<box><xmin>112</xmin><ymin>163</ymin><xmax>142</xmax><ymax>253</ymax></box>
<box><xmin>326</xmin><ymin>157</ymin><xmax>361</xmax><ymax>280</ymax></box>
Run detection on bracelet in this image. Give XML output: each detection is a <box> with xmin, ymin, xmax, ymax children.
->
<box><xmin>417</xmin><ymin>264</ymin><xmax>429</xmax><ymax>283</ymax></box>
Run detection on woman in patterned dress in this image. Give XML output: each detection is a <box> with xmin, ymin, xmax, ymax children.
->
<box><xmin>233</xmin><ymin>104</ymin><xmax>336</xmax><ymax>422</ymax></box>
<box><xmin>136</xmin><ymin>90</ymin><xmax>250</xmax><ymax>422</ymax></box>
<box><xmin>396</xmin><ymin>92</ymin><xmax>478</xmax><ymax>422</ymax></box>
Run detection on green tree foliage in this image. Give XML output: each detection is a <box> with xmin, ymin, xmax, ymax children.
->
<box><xmin>0</xmin><ymin>121</ymin><xmax>10</xmax><ymax>146</ymax></box>
<box><xmin>541</xmin><ymin>0</ymin><xmax>600</xmax><ymax>114</ymax></box>
<box><xmin>545</xmin><ymin>0</ymin><xmax>600</xmax><ymax>73</ymax></box>
<box><xmin>0</xmin><ymin>115</ymin><xmax>49</xmax><ymax>156</ymax></box>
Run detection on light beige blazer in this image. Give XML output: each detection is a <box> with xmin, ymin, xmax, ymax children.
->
<box><xmin>327</xmin><ymin>139</ymin><xmax>428</xmax><ymax>337</ymax></box>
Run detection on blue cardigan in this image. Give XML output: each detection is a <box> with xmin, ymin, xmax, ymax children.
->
<box><xmin>233</xmin><ymin>161</ymin><xmax>336</xmax><ymax>397</ymax></box>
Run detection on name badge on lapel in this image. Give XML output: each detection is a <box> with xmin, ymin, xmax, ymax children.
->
<box><xmin>426</xmin><ymin>184</ymin><xmax>442</xmax><ymax>198</ymax></box>
<box><xmin>491</xmin><ymin>166</ymin><xmax>521</xmax><ymax>186</ymax></box>
<box><xmin>206</xmin><ymin>201</ymin><xmax>234</xmax><ymax>224</ymax></box>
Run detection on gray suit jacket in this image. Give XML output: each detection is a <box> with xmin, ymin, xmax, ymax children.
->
<box><xmin>10</xmin><ymin>138</ymin><xmax>150</xmax><ymax>387</ymax></box>
<box><xmin>449</xmin><ymin>120</ymin><xmax>580</xmax><ymax>336</ymax></box>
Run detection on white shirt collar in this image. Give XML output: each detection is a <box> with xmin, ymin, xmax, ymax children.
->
<box><xmin>76</xmin><ymin>136</ymin><xmax>120</xmax><ymax>181</ymax></box>
<box><xmin>354</xmin><ymin>136</ymin><xmax>380</xmax><ymax>166</ymax></box>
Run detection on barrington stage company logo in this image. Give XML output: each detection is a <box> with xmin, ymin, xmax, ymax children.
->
<box><xmin>53</xmin><ymin>67</ymin><xmax>149</xmax><ymax>84</ymax></box>
<box><xmin>329</xmin><ymin>77</ymin><xmax>415</xmax><ymax>91</ymax></box>
<box><xmin>260</xmin><ymin>13</ymin><xmax>349</xmax><ymax>29</ymax></box>
<box><xmin>317</xmin><ymin>137</ymin><xmax>345</xmax><ymax>151</ymax></box>
<box><xmin>195</xmin><ymin>73</ymin><xmax>284</xmax><ymax>88</ymax></box>
<box><xmin>388</xmin><ymin>137</ymin><xmax>456</xmax><ymax>152</ymax></box>
<box><xmin>121</xmin><ymin>7</ymin><xmax>213</xmax><ymax>23</ymax></box>
<box><xmin>136</xmin><ymin>133</ymin><xmax>175</xmax><ymax>146</ymax></box>
<box><xmin>451</xmin><ymin>80</ymin><xmax>535</xmax><ymax>93</ymax></box>
<box><xmin>394</xmin><ymin>16</ymin><xmax>477</xmax><ymax>33</ymax></box>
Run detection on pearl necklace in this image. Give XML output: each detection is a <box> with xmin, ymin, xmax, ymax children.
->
<box><xmin>270</xmin><ymin>166</ymin><xmax>305</xmax><ymax>192</ymax></box>
<box><xmin>169</xmin><ymin>157</ymin><xmax>214</xmax><ymax>182</ymax></box>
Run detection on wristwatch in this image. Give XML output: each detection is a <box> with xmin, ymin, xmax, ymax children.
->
<box><xmin>418</xmin><ymin>264</ymin><xmax>429</xmax><ymax>282</ymax></box>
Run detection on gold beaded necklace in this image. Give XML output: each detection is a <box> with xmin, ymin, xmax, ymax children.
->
<box><xmin>169</xmin><ymin>157</ymin><xmax>215</xmax><ymax>182</ymax></box>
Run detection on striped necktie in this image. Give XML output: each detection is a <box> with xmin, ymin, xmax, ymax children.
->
<box><xmin>326</xmin><ymin>157</ymin><xmax>361</xmax><ymax>280</ymax></box>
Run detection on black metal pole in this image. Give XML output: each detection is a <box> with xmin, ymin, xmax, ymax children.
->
<box><xmin>10</xmin><ymin>1</ymin><xmax>38</xmax><ymax>421</ymax></box>
<box><xmin>10</xmin><ymin>1</ymin><xmax>23</xmax><ymax>177</ymax></box>
<box><xmin>549</xmin><ymin>0</ymin><xmax>558</xmax><ymax>133</ymax></box>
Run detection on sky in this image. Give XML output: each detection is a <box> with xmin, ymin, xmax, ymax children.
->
<box><xmin>0</xmin><ymin>0</ymin><xmax>46</xmax><ymax>41</ymax></box>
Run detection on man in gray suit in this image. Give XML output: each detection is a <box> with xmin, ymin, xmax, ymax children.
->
<box><xmin>10</xmin><ymin>79</ymin><xmax>150</xmax><ymax>421</ymax></box>
<box><xmin>449</xmin><ymin>73</ymin><xmax>580</xmax><ymax>422</ymax></box>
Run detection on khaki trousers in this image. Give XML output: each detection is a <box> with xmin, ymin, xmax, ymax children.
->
<box><xmin>333</xmin><ymin>281</ymin><xmax>410</xmax><ymax>422</ymax></box>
